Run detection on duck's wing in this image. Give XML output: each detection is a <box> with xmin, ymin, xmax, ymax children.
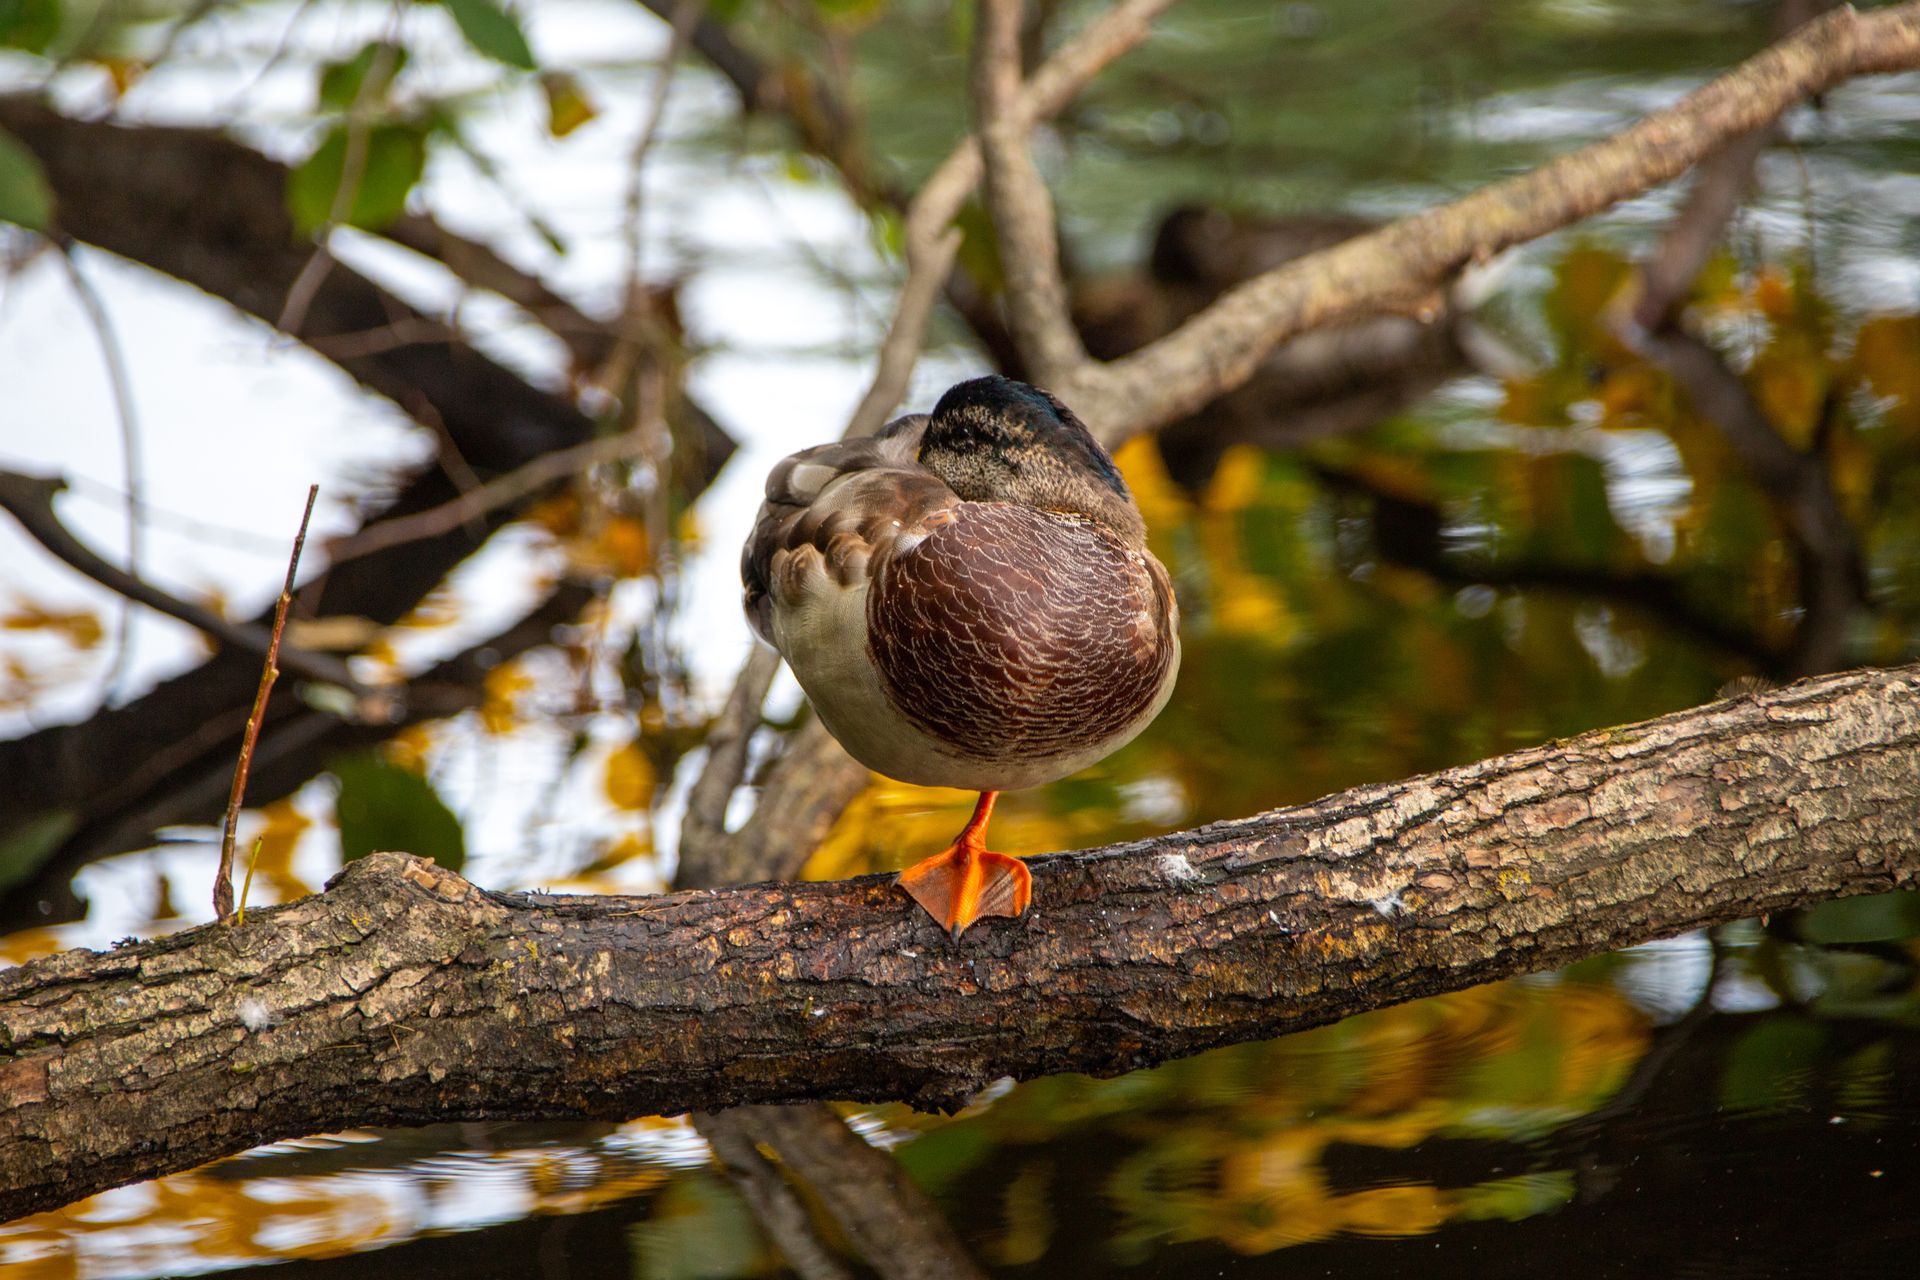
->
<box><xmin>741</xmin><ymin>414</ymin><xmax>958</xmax><ymax>647</ymax></box>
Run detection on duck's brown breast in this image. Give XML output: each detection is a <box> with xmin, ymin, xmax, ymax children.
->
<box><xmin>867</xmin><ymin>503</ymin><xmax>1176</xmax><ymax>764</ymax></box>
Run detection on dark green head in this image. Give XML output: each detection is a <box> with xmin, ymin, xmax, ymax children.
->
<box><xmin>919</xmin><ymin>376</ymin><xmax>1144</xmax><ymax>543</ymax></box>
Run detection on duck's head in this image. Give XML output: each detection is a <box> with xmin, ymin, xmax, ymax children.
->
<box><xmin>919</xmin><ymin>375</ymin><xmax>1145</xmax><ymax>545</ymax></box>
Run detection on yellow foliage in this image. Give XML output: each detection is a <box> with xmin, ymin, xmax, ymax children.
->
<box><xmin>603</xmin><ymin>741</ymin><xmax>656</xmax><ymax>810</ymax></box>
<box><xmin>1597</xmin><ymin>363</ymin><xmax>1664</xmax><ymax>427</ymax></box>
<box><xmin>1498</xmin><ymin>374</ymin><xmax>1549</xmax><ymax>426</ymax></box>
<box><xmin>1333</xmin><ymin>1182</ymin><xmax>1449</xmax><ymax>1237</ymax></box>
<box><xmin>392</xmin><ymin>585</ymin><xmax>461</xmax><ymax>632</ymax></box>
<box><xmin>251</xmin><ymin>796</ymin><xmax>316</xmax><ymax>903</ymax></box>
<box><xmin>525</xmin><ymin>492</ymin><xmax>583</xmax><ymax>538</ymax></box>
<box><xmin>675</xmin><ymin>507</ymin><xmax>704</xmax><ymax>549</ymax></box>
<box><xmin>1749</xmin><ymin>333</ymin><xmax>1830</xmax><ymax>449</ymax></box>
<box><xmin>581</xmin><ymin>830</ymin><xmax>654</xmax><ymax>876</ymax></box>
<box><xmin>384</xmin><ymin>724</ymin><xmax>436</xmax><ymax>774</ymax></box>
<box><xmin>0</xmin><ymin>926</ymin><xmax>71</xmax><ymax>968</ymax></box>
<box><xmin>480</xmin><ymin>661</ymin><xmax>534</xmax><ymax>734</ymax></box>
<box><xmin>1</xmin><ymin>601</ymin><xmax>103</xmax><ymax>650</ymax></box>
<box><xmin>1752</xmin><ymin>267</ymin><xmax>1795</xmax><ymax>320</ymax></box>
<box><xmin>804</xmin><ymin>781</ymin><xmax>1082</xmax><ymax>881</ymax></box>
<box><xmin>585</xmin><ymin>515</ymin><xmax>652</xmax><ymax>578</ymax></box>
<box><xmin>1201</xmin><ymin>445</ymin><xmax>1269</xmax><ymax>513</ymax></box>
<box><xmin>541</xmin><ymin>71</ymin><xmax>600</xmax><ymax>137</ymax></box>
<box><xmin>1113</xmin><ymin>436</ymin><xmax>1193</xmax><ymax>530</ymax></box>
<box><xmin>1851</xmin><ymin>313</ymin><xmax>1920</xmax><ymax>436</ymax></box>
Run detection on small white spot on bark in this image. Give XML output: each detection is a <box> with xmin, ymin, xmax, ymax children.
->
<box><xmin>810</xmin><ymin>1006</ymin><xmax>827</xmax><ymax>1018</ymax></box>
<box><xmin>1156</xmin><ymin>852</ymin><xmax>1203</xmax><ymax>884</ymax></box>
<box><xmin>1370</xmin><ymin>891</ymin><xmax>1408</xmax><ymax>918</ymax></box>
<box><xmin>237</xmin><ymin>998</ymin><xmax>275</xmax><ymax>1032</ymax></box>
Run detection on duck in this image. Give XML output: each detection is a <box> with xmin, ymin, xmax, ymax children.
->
<box><xmin>742</xmin><ymin>375</ymin><xmax>1181</xmax><ymax>939</ymax></box>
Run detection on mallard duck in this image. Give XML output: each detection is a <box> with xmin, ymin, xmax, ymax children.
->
<box><xmin>742</xmin><ymin>375</ymin><xmax>1180</xmax><ymax>938</ymax></box>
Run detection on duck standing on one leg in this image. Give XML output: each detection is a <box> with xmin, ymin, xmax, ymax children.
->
<box><xmin>741</xmin><ymin>375</ymin><xmax>1181</xmax><ymax>939</ymax></box>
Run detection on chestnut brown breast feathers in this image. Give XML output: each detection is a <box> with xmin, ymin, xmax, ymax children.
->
<box><xmin>867</xmin><ymin>504</ymin><xmax>1176</xmax><ymax>763</ymax></box>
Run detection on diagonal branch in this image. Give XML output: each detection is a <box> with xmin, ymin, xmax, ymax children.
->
<box><xmin>0</xmin><ymin>470</ymin><xmax>362</xmax><ymax>691</ymax></box>
<box><xmin>5</xmin><ymin>660</ymin><xmax>1919</xmax><ymax>1220</ymax></box>
<box><xmin>1064</xmin><ymin>1</ymin><xmax>1920</xmax><ymax>444</ymax></box>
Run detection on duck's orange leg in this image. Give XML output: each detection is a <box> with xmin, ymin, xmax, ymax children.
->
<box><xmin>897</xmin><ymin>791</ymin><xmax>1032</xmax><ymax>940</ymax></box>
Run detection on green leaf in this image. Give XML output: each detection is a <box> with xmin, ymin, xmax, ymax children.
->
<box><xmin>1718</xmin><ymin>1016</ymin><xmax>1824</xmax><ymax>1114</ymax></box>
<box><xmin>318</xmin><ymin>41</ymin><xmax>408</xmax><ymax>112</ymax></box>
<box><xmin>539</xmin><ymin>70</ymin><xmax>598</xmax><ymax>137</ymax></box>
<box><xmin>0</xmin><ymin>810</ymin><xmax>76</xmax><ymax>892</ymax></box>
<box><xmin>331</xmin><ymin>752</ymin><xmax>466</xmax><ymax>873</ymax></box>
<box><xmin>0</xmin><ymin>0</ymin><xmax>60</xmax><ymax>55</ymax></box>
<box><xmin>1796</xmin><ymin>890</ymin><xmax>1920</xmax><ymax>944</ymax></box>
<box><xmin>439</xmin><ymin>0</ymin><xmax>536</xmax><ymax>71</ymax></box>
<box><xmin>629</xmin><ymin>1173</ymin><xmax>763</xmax><ymax>1280</ymax></box>
<box><xmin>286</xmin><ymin>124</ymin><xmax>427</xmax><ymax>234</ymax></box>
<box><xmin>0</xmin><ymin>125</ymin><xmax>53</xmax><ymax>231</ymax></box>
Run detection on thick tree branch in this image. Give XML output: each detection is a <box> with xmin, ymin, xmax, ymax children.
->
<box><xmin>6</xmin><ymin>661</ymin><xmax>1919</xmax><ymax>1219</ymax></box>
<box><xmin>1063</xmin><ymin>1</ymin><xmax>1920</xmax><ymax>441</ymax></box>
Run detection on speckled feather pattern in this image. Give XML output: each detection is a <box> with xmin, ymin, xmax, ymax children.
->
<box><xmin>741</xmin><ymin>384</ymin><xmax>1180</xmax><ymax>792</ymax></box>
<box><xmin>869</xmin><ymin>504</ymin><xmax>1175</xmax><ymax>762</ymax></box>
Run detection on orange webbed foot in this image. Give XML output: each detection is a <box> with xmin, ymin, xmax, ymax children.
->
<box><xmin>898</xmin><ymin>844</ymin><xmax>1032</xmax><ymax>940</ymax></box>
<box><xmin>896</xmin><ymin>791</ymin><xmax>1031</xmax><ymax>939</ymax></box>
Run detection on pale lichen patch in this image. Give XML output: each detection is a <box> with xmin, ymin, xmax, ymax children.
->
<box><xmin>236</xmin><ymin>998</ymin><xmax>275</xmax><ymax>1032</ymax></box>
<box><xmin>1155</xmin><ymin>852</ymin><xmax>1204</xmax><ymax>884</ymax></box>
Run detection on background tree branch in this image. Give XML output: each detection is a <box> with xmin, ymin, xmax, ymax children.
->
<box><xmin>0</xmin><ymin>100</ymin><xmax>732</xmax><ymax>915</ymax></box>
<box><xmin>6</xmin><ymin>660</ymin><xmax>1918</xmax><ymax>1221</ymax></box>
<box><xmin>1056</xmin><ymin>1</ymin><xmax>1920</xmax><ymax>440</ymax></box>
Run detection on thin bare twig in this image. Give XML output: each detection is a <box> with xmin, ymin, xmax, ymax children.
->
<box><xmin>215</xmin><ymin>484</ymin><xmax>320</xmax><ymax>921</ymax></box>
<box><xmin>843</xmin><ymin>226</ymin><xmax>962</xmax><ymax>439</ymax></box>
<box><xmin>1637</xmin><ymin>326</ymin><xmax>1863</xmax><ymax>675</ymax></box>
<box><xmin>277</xmin><ymin>16</ymin><xmax>403</xmax><ymax>336</ymax></box>
<box><xmin>328</xmin><ymin>431</ymin><xmax>647</xmax><ymax>563</ymax></box>
<box><xmin>973</xmin><ymin>0</ymin><xmax>1087</xmax><ymax>386</ymax></box>
<box><xmin>908</xmin><ymin>0</ymin><xmax>1184</xmax><ymax>258</ymax></box>
<box><xmin>302</xmin><ymin>315</ymin><xmax>462</xmax><ymax>359</ymax></box>
<box><xmin>624</xmin><ymin>0</ymin><xmax>705</xmax><ymax>302</ymax></box>
<box><xmin>385</xmin><ymin>214</ymin><xmax>620</xmax><ymax>368</ymax></box>
<box><xmin>1604</xmin><ymin>1</ymin><xmax>1862</xmax><ymax>676</ymax></box>
<box><xmin>676</xmin><ymin>644</ymin><xmax>780</xmax><ymax>873</ymax></box>
<box><xmin>235</xmin><ymin>837</ymin><xmax>265</xmax><ymax>926</ymax></box>
<box><xmin>1628</xmin><ymin>0</ymin><xmax>1831</xmax><ymax>328</ymax></box>
<box><xmin>54</xmin><ymin>241</ymin><xmax>145</xmax><ymax>703</ymax></box>
<box><xmin>0</xmin><ymin>470</ymin><xmax>359</xmax><ymax>689</ymax></box>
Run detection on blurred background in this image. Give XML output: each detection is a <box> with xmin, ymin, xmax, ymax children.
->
<box><xmin>2</xmin><ymin>0</ymin><xmax>1919</xmax><ymax>1275</ymax></box>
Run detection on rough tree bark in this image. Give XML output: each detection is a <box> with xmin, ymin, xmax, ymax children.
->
<box><xmin>4</xmin><ymin>661</ymin><xmax>1918</xmax><ymax>1220</ymax></box>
